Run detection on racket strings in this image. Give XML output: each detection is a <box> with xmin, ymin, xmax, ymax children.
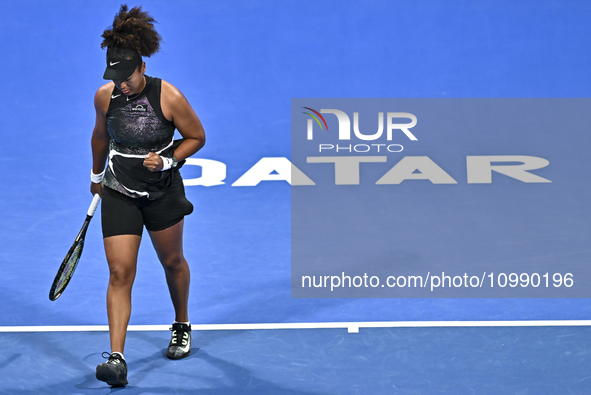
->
<box><xmin>55</xmin><ymin>243</ymin><xmax>83</xmax><ymax>291</ymax></box>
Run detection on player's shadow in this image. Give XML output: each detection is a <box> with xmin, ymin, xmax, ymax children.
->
<box><xmin>125</xmin><ymin>346</ymin><xmax>324</xmax><ymax>395</ymax></box>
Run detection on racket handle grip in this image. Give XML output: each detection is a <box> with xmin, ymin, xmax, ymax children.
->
<box><xmin>88</xmin><ymin>194</ymin><xmax>101</xmax><ymax>217</ymax></box>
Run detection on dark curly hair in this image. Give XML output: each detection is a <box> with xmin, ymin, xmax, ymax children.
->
<box><xmin>101</xmin><ymin>5</ymin><xmax>162</xmax><ymax>59</ymax></box>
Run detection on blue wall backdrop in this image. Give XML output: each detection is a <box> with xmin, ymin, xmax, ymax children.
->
<box><xmin>1</xmin><ymin>0</ymin><xmax>591</xmax><ymax>328</ymax></box>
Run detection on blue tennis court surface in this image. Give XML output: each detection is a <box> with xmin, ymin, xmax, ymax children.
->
<box><xmin>2</xmin><ymin>326</ymin><xmax>591</xmax><ymax>394</ymax></box>
<box><xmin>1</xmin><ymin>0</ymin><xmax>591</xmax><ymax>393</ymax></box>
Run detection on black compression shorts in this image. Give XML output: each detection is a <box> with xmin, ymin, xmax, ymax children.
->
<box><xmin>101</xmin><ymin>176</ymin><xmax>194</xmax><ymax>238</ymax></box>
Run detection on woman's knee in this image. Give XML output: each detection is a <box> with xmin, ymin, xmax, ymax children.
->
<box><xmin>108</xmin><ymin>263</ymin><xmax>136</xmax><ymax>286</ymax></box>
<box><xmin>160</xmin><ymin>253</ymin><xmax>187</xmax><ymax>273</ymax></box>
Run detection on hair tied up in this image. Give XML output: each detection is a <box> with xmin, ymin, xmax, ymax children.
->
<box><xmin>101</xmin><ymin>4</ymin><xmax>162</xmax><ymax>57</ymax></box>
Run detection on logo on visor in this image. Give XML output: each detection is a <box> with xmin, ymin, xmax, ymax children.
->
<box><xmin>109</xmin><ymin>61</ymin><xmax>120</xmax><ymax>66</ymax></box>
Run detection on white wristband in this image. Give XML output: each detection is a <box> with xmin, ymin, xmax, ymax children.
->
<box><xmin>161</xmin><ymin>157</ymin><xmax>173</xmax><ymax>171</ymax></box>
<box><xmin>91</xmin><ymin>168</ymin><xmax>106</xmax><ymax>184</ymax></box>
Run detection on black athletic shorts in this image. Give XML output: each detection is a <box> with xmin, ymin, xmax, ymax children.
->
<box><xmin>101</xmin><ymin>176</ymin><xmax>194</xmax><ymax>238</ymax></box>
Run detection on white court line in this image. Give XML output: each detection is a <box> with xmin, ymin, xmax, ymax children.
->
<box><xmin>2</xmin><ymin>320</ymin><xmax>591</xmax><ymax>334</ymax></box>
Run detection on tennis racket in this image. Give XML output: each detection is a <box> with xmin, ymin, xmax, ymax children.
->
<box><xmin>49</xmin><ymin>194</ymin><xmax>101</xmax><ymax>301</ymax></box>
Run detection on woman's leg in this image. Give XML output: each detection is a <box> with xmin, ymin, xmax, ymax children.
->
<box><xmin>103</xmin><ymin>234</ymin><xmax>142</xmax><ymax>354</ymax></box>
<box><xmin>148</xmin><ymin>219</ymin><xmax>190</xmax><ymax>322</ymax></box>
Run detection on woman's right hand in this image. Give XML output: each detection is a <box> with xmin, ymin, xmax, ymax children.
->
<box><xmin>90</xmin><ymin>182</ymin><xmax>103</xmax><ymax>197</ymax></box>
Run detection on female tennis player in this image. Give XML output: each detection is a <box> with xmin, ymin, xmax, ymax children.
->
<box><xmin>90</xmin><ymin>5</ymin><xmax>205</xmax><ymax>387</ymax></box>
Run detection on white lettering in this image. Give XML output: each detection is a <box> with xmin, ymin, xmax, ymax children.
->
<box><xmin>466</xmin><ymin>156</ymin><xmax>551</xmax><ymax>183</ymax></box>
<box><xmin>387</xmin><ymin>112</ymin><xmax>418</xmax><ymax>140</ymax></box>
<box><xmin>353</xmin><ymin>112</ymin><xmax>384</xmax><ymax>140</ymax></box>
<box><xmin>232</xmin><ymin>157</ymin><xmax>297</xmax><ymax>186</ymax></box>
<box><xmin>182</xmin><ymin>158</ymin><xmax>226</xmax><ymax>187</ymax></box>
<box><xmin>376</xmin><ymin>156</ymin><xmax>457</xmax><ymax>184</ymax></box>
<box><xmin>321</xmin><ymin>109</ymin><xmax>351</xmax><ymax>140</ymax></box>
<box><xmin>181</xmin><ymin>156</ymin><xmax>551</xmax><ymax>187</ymax></box>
